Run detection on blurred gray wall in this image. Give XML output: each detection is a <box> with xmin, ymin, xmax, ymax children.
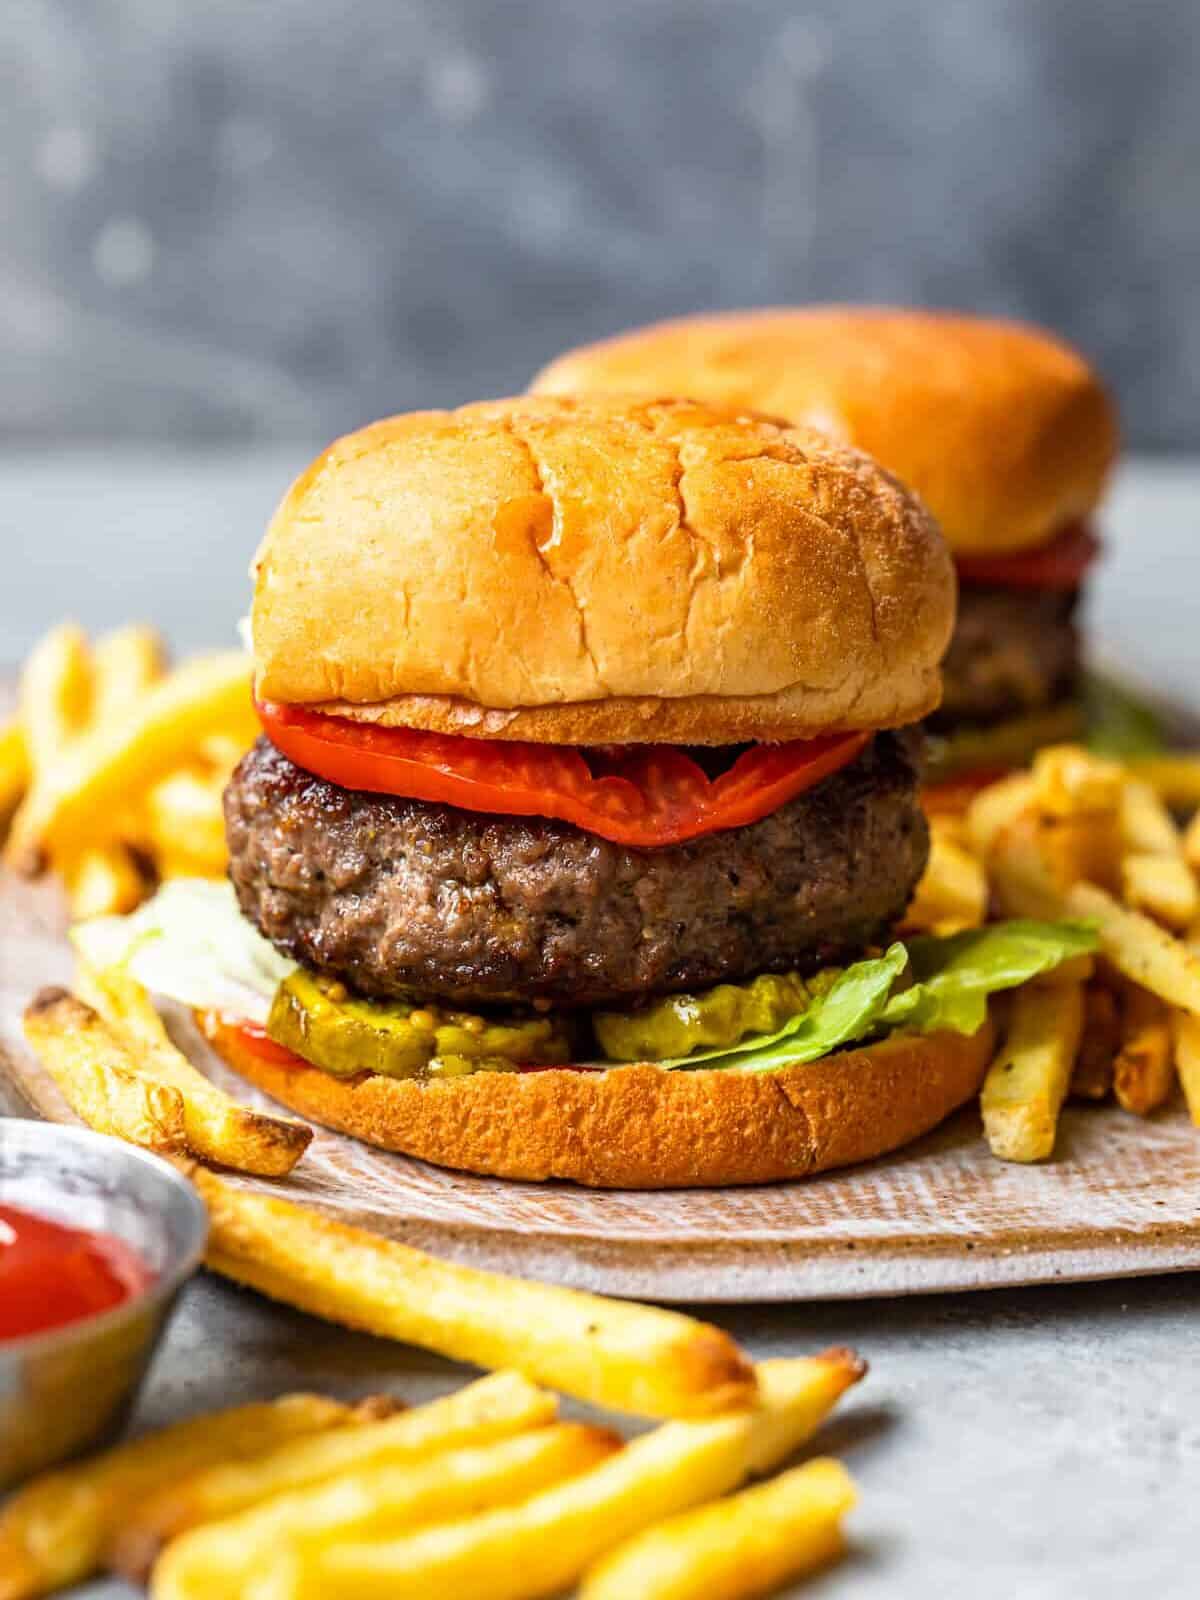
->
<box><xmin>3</xmin><ymin>0</ymin><xmax>1197</xmax><ymax>448</ymax></box>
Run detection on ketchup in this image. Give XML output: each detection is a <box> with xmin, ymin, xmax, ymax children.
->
<box><xmin>0</xmin><ymin>1203</ymin><xmax>152</xmax><ymax>1341</ymax></box>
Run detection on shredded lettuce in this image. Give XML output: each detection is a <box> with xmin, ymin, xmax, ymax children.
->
<box><xmin>652</xmin><ymin>920</ymin><xmax>1099</xmax><ymax>1073</ymax></box>
<box><xmin>70</xmin><ymin>878</ymin><xmax>295</xmax><ymax>1025</ymax></box>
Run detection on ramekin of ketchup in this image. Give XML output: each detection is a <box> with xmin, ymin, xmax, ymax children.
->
<box><xmin>0</xmin><ymin>1202</ymin><xmax>153</xmax><ymax>1342</ymax></box>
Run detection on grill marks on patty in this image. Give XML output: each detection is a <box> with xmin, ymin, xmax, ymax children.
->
<box><xmin>224</xmin><ymin>731</ymin><xmax>929</xmax><ymax>1009</ymax></box>
<box><xmin>931</xmin><ymin>584</ymin><xmax>1080</xmax><ymax>732</ymax></box>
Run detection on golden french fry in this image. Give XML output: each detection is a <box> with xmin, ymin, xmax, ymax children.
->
<box><xmin>903</xmin><ymin>829</ymin><xmax>987</xmax><ymax>935</ymax></box>
<box><xmin>1031</xmin><ymin>953</ymin><xmax>1095</xmax><ymax>988</ymax></box>
<box><xmin>1112</xmin><ymin>986</ymin><xmax>1173</xmax><ymax>1116</ymax></box>
<box><xmin>126</xmin><ymin>1370</ymin><xmax>555</xmax><ymax>1572</ymax></box>
<box><xmin>76</xmin><ymin>964</ymin><xmax>310</xmax><ymax>1176</ymax></box>
<box><xmin>1172</xmin><ymin>1009</ymin><xmax>1200</xmax><ymax>1126</ymax></box>
<box><xmin>0</xmin><ymin>719</ymin><xmax>30</xmax><ymax>822</ymax></box>
<box><xmin>964</xmin><ymin>774</ymin><xmax>1037</xmax><ymax>860</ymax></box>
<box><xmin>1069</xmin><ymin>985</ymin><xmax>1119</xmax><ymax>1100</ymax></box>
<box><xmin>200</xmin><ymin>731</ymin><xmax>250</xmax><ymax>773</ymax></box>
<box><xmin>18</xmin><ymin>622</ymin><xmax>93</xmax><ymax>775</ymax></box>
<box><xmin>92</xmin><ymin>625</ymin><xmax>166</xmax><ymax>724</ymax></box>
<box><xmin>1121</xmin><ymin>853</ymin><xmax>1199</xmax><ymax>932</ymax></box>
<box><xmin>980</xmin><ymin>980</ymin><xmax>1084</xmax><ymax>1162</ymax></box>
<box><xmin>1184</xmin><ymin>811</ymin><xmax>1200</xmax><ymax>874</ymax></box>
<box><xmin>1031</xmin><ymin>745</ymin><xmax>1124</xmax><ymax>820</ymax></box>
<box><xmin>579</xmin><ymin>1456</ymin><xmax>857</xmax><ymax>1600</ymax></box>
<box><xmin>0</xmin><ymin>1394</ymin><xmax>364</xmax><ymax>1600</ymax></box>
<box><xmin>192</xmin><ymin>1167</ymin><xmax>757</xmax><ymax>1420</ymax></box>
<box><xmin>22</xmin><ymin>987</ymin><xmax>186</xmax><ymax>1153</ymax></box>
<box><xmin>65</xmin><ymin>845</ymin><xmax>146</xmax><ymax>921</ymax></box>
<box><xmin>1120</xmin><ymin>778</ymin><xmax>1183</xmax><ymax>857</ymax></box>
<box><xmin>260</xmin><ymin>1354</ymin><xmax>864</xmax><ymax>1600</ymax></box>
<box><xmin>1063</xmin><ymin>883</ymin><xmax>1200</xmax><ymax>1017</ymax></box>
<box><xmin>6</xmin><ymin>651</ymin><xmax>254</xmax><ymax>873</ymax></box>
<box><xmin>140</xmin><ymin>1421</ymin><xmax>618</xmax><ymax>1594</ymax></box>
<box><xmin>145</xmin><ymin>768</ymin><xmax>228</xmax><ymax>877</ymax></box>
<box><xmin>1126</xmin><ymin>756</ymin><xmax>1200</xmax><ymax>810</ymax></box>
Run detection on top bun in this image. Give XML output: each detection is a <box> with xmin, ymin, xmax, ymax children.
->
<box><xmin>532</xmin><ymin>309</ymin><xmax>1119</xmax><ymax>556</ymax></box>
<box><xmin>252</xmin><ymin>395</ymin><xmax>954</xmax><ymax>744</ymax></box>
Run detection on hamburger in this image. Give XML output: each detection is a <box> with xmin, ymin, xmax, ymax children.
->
<box><xmin>77</xmin><ymin>395</ymin><xmax>1094</xmax><ymax>1187</ymax></box>
<box><xmin>532</xmin><ymin>308</ymin><xmax>1120</xmax><ymax>796</ymax></box>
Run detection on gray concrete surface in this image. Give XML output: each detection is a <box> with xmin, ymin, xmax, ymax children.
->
<box><xmin>3</xmin><ymin>453</ymin><xmax>1199</xmax><ymax>1595</ymax></box>
<box><xmin>4</xmin><ymin>2</ymin><xmax>1200</xmax><ymax>447</ymax></box>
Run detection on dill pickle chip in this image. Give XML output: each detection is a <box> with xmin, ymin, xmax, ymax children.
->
<box><xmin>266</xmin><ymin>970</ymin><xmax>572</xmax><ymax>1080</ymax></box>
<box><xmin>594</xmin><ymin>969</ymin><xmax>840</xmax><ymax>1062</ymax></box>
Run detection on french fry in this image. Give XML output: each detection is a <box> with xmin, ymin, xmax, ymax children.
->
<box><xmin>22</xmin><ymin>987</ymin><xmax>186</xmax><ymax>1153</ymax></box>
<box><xmin>92</xmin><ymin>624</ymin><xmax>166</xmax><ymax>723</ymax></box>
<box><xmin>1069</xmin><ymin>985</ymin><xmax>1119</xmax><ymax>1100</ymax></box>
<box><xmin>1031</xmin><ymin>744</ymin><xmax>1124</xmax><ymax>819</ymax></box>
<box><xmin>257</xmin><ymin>1353</ymin><xmax>864</xmax><ymax>1600</ymax></box>
<box><xmin>1031</xmin><ymin>953</ymin><xmax>1095</xmax><ymax>988</ymax></box>
<box><xmin>116</xmin><ymin>1371</ymin><xmax>556</xmax><ymax>1581</ymax></box>
<box><xmin>139</xmin><ymin>1421</ymin><xmax>617</xmax><ymax>1593</ymax></box>
<box><xmin>191</xmin><ymin>1166</ymin><xmax>757</xmax><ymax>1420</ymax></box>
<box><xmin>903</xmin><ymin>827</ymin><xmax>987</xmax><ymax>935</ymax></box>
<box><xmin>964</xmin><ymin>773</ymin><xmax>1037</xmax><ymax>859</ymax></box>
<box><xmin>144</xmin><ymin>767</ymin><xmax>229</xmax><ymax>878</ymax></box>
<box><xmin>579</xmin><ymin>1456</ymin><xmax>857</xmax><ymax>1600</ymax></box>
<box><xmin>980</xmin><ymin>980</ymin><xmax>1084</xmax><ymax>1161</ymax></box>
<box><xmin>1062</xmin><ymin>883</ymin><xmax>1200</xmax><ymax>1017</ymax></box>
<box><xmin>1126</xmin><ymin>755</ymin><xmax>1200</xmax><ymax>811</ymax></box>
<box><xmin>6</xmin><ymin>651</ymin><xmax>255</xmax><ymax>873</ymax></box>
<box><xmin>76</xmin><ymin>963</ymin><xmax>310</xmax><ymax>1176</ymax></box>
<box><xmin>18</xmin><ymin>622</ymin><xmax>93</xmax><ymax>772</ymax></box>
<box><xmin>0</xmin><ymin>1393</ymin><xmax>367</xmax><ymax>1600</ymax></box>
<box><xmin>65</xmin><ymin>845</ymin><xmax>146</xmax><ymax>921</ymax></box>
<box><xmin>0</xmin><ymin>719</ymin><xmax>30</xmax><ymax>822</ymax></box>
<box><xmin>1184</xmin><ymin>811</ymin><xmax>1200</xmax><ymax>875</ymax></box>
<box><xmin>1120</xmin><ymin>778</ymin><xmax>1183</xmax><ymax>857</ymax></box>
<box><xmin>1120</xmin><ymin>852</ymin><xmax>1199</xmax><ymax>932</ymax></box>
<box><xmin>1172</xmin><ymin>1009</ymin><xmax>1200</xmax><ymax>1126</ymax></box>
<box><xmin>1112</xmin><ymin>986</ymin><xmax>1173</xmax><ymax>1116</ymax></box>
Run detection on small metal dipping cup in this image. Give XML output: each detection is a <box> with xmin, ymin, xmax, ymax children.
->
<box><xmin>0</xmin><ymin>1120</ymin><xmax>208</xmax><ymax>1487</ymax></box>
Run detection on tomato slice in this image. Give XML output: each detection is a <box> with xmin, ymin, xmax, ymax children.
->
<box><xmin>256</xmin><ymin>701</ymin><xmax>871</xmax><ymax>848</ymax></box>
<box><xmin>955</xmin><ymin>523</ymin><xmax>1100</xmax><ymax>591</ymax></box>
<box><xmin>201</xmin><ymin>1013</ymin><xmax>306</xmax><ymax>1069</ymax></box>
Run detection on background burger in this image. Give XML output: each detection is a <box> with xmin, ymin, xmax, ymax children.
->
<box><xmin>532</xmin><ymin>308</ymin><xmax>1121</xmax><ymax>798</ymax></box>
<box><xmin>80</xmin><ymin>395</ymin><xmax>1093</xmax><ymax>1187</ymax></box>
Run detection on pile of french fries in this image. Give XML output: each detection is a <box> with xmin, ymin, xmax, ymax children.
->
<box><xmin>910</xmin><ymin>743</ymin><xmax>1200</xmax><ymax>1160</ymax></box>
<box><xmin>1</xmin><ymin>621</ymin><xmax>255</xmax><ymax>917</ymax></box>
<box><xmin>0</xmin><ymin>1169</ymin><xmax>864</xmax><ymax>1600</ymax></box>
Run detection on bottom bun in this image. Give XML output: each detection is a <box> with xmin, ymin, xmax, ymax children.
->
<box><xmin>203</xmin><ymin>1016</ymin><xmax>995</xmax><ymax>1189</ymax></box>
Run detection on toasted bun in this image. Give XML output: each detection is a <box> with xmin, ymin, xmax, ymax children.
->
<box><xmin>252</xmin><ymin>395</ymin><xmax>954</xmax><ymax>743</ymax></box>
<box><xmin>532</xmin><ymin>309</ymin><xmax>1118</xmax><ymax>557</ymax></box>
<box><xmin>204</xmin><ymin>1017</ymin><xmax>994</xmax><ymax>1189</ymax></box>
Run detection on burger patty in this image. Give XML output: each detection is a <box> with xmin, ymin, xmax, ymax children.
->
<box><xmin>225</xmin><ymin>731</ymin><xmax>928</xmax><ymax>1009</ymax></box>
<box><xmin>932</xmin><ymin>585</ymin><xmax>1080</xmax><ymax>731</ymax></box>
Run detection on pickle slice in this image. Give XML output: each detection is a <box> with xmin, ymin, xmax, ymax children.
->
<box><xmin>594</xmin><ymin>969</ymin><xmax>839</xmax><ymax>1063</ymax></box>
<box><xmin>266</xmin><ymin>970</ymin><xmax>573</xmax><ymax>1080</ymax></box>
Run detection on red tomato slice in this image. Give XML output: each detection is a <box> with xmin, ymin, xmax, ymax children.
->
<box><xmin>256</xmin><ymin>701</ymin><xmax>871</xmax><ymax>848</ymax></box>
<box><xmin>201</xmin><ymin>1014</ymin><xmax>305</xmax><ymax>1069</ymax></box>
<box><xmin>955</xmin><ymin>523</ymin><xmax>1101</xmax><ymax>591</ymax></box>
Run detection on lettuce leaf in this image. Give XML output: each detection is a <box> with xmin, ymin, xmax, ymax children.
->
<box><xmin>654</xmin><ymin>920</ymin><xmax>1098</xmax><ymax>1073</ymax></box>
<box><xmin>71</xmin><ymin>878</ymin><xmax>296</xmax><ymax>1025</ymax></box>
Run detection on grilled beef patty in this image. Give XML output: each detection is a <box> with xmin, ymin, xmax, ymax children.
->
<box><xmin>224</xmin><ymin>731</ymin><xmax>928</xmax><ymax>1008</ymax></box>
<box><xmin>932</xmin><ymin>584</ymin><xmax>1080</xmax><ymax>731</ymax></box>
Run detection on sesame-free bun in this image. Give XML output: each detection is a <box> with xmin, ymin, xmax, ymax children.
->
<box><xmin>252</xmin><ymin>395</ymin><xmax>954</xmax><ymax>744</ymax></box>
<box><xmin>204</xmin><ymin>1015</ymin><xmax>994</xmax><ymax>1189</ymax></box>
<box><xmin>532</xmin><ymin>310</ymin><xmax>1118</xmax><ymax>557</ymax></box>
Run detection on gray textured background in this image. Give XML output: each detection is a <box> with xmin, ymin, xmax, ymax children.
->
<box><xmin>3</xmin><ymin>0</ymin><xmax>1198</xmax><ymax>448</ymax></box>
